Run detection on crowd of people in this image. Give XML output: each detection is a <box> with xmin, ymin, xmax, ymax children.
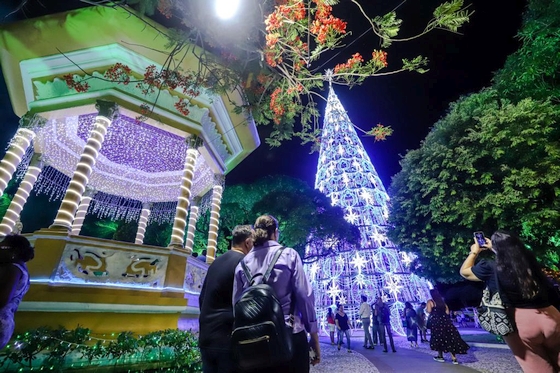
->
<box><xmin>3</xmin><ymin>219</ymin><xmax>558</xmax><ymax>373</ymax></box>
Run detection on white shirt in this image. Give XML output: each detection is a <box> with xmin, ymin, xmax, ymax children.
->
<box><xmin>359</xmin><ymin>301</ymin><xmax>371</xmax><ymax>319</ymax></box>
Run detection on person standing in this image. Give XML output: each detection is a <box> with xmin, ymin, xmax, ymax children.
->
<box><xmin>426</xmin><ymin>288</ymin><xmax>469</xmax><ymax>364</ymax></box>
<box><xmin>326</xmin><ymin>307</ymin><xmax>336</xmax><ymax>345</ymax></box>
<box><xmin>460</xmin><ymin>230</ymin><xmax>560</xmax><ymax>372</ymax></box>
<box><xmin>359</xmin><ymin>295</ymin><xmax>374</xmax><ymax>349</ymax></box>
<box><xmin>0</xmin><ymin>235</ymin><xmax>34</xmax><ymax>349</ymax></box>
<box><xmin>233</xmin><ymin>215</ymin><xmax>320</xmax><ymax>372</ymax></box>
<box><xmin>370</xmin><ymin>303</ymin><xmax>381</xmax><ymax>346</ymax></box>
<box><xmin>375</xmin><ymin>297</ymin><xmax>396</xmax><ymax>353</ymax></box>
<box><xmin>404</xmin><ymin>302</ymin><xmax>418</xmax><ymax>347</ymax></box>
<box><xmin>198</xmin><ymin>225</ymin><xmax>254</xmax><ymax>373</ymax></box>
<box><xmin>335</xmin><ymin>304</ymin><xmax>352</xmax><ymax>353</ymax></box>
<box><xmin>416</xmin><ymin>302</ymin><xmax>428</xmax><ymax>342</ymax></box>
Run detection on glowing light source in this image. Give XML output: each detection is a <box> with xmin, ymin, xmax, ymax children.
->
<box><xmin>215</xmin><ymin>0</ymin><xmax>240</xmax><ymax>20</ymax></box>
<box><xmin>304</xmin><ymin>86</ymin><xmax>432</xmax><ymax>336</ymax></box>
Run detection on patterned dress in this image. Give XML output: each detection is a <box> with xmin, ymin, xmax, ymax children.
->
<box><xmin>429</xmin><ymin>305</ymin><xmax>469</xmax><ymax>354</ymax></box>
<box><xmin>0</xmin><ymin>263</ymin><xmax>30</xmax><ymax>349</ymax></box>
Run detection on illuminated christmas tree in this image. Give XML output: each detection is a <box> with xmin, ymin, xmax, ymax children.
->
<box><xmin>305</xmin><ymin>83</ymin><xmax>432</xmax><ymax>335</ymax></box>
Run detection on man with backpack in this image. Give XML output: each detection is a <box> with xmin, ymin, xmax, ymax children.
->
<box><xmin>232</xmin><ymin>215</ymin><xmax>320</xmax><ymax>373</ymax></box>
<box><xmin>374</xmin><ymin>297</ymin><xmax>397</xmax><ymax>353</ymax></box>
<box><xmin>198</xmin><ymin>225</ymin><xmax>254</xmax><ymax>373</ymax></box>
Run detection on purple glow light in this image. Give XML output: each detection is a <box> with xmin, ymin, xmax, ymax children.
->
<box><xmin>78</xmin><ymin>114</ymin><xmax>187</xmax><ymax>173</ymax></box>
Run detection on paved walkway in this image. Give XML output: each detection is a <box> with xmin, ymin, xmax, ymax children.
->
<box><xmin>311</xmin><ymin>331</ymin><xmax>522</xmax><ymax>373</ymax></box>
<box><xmin>315</xmin><ymin>336</ymin><xmax>477</xmax><ymax>373</ymax></box>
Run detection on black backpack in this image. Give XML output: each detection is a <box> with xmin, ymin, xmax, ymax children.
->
<box><xmin>231</xmin><ymin>247</ymin><xmax>294</xmax><ymax>371</ymax></box>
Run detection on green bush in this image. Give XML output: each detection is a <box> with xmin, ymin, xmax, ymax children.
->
<box><xmin>0</xmin><ymin>326</ymin><xmax>201</xmax><ymax>372</ymax></box>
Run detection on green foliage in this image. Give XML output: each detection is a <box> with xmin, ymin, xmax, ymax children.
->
<box><xmin>493</xmin><ymin>0</ymin><xmax>560</xmax><ymax>102</ymax></box>
<box><xmin>0</xmin><ymin>326</ymin><xmax>201</xmax><ymax>372</ymax></box>
<box><xmin>388</xmin><ymin>89</ymin><xmax>560</xmax><ymax>282</ymax></box>
<box><xmin>194</xmin><ymin>176</ymin><xmax>360</xmax><ymax>259</ymax></box>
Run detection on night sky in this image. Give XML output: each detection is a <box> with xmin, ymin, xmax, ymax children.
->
<box><xmin>0</xmin><ymin>0</ymin><xmax>527</xmax><ymax>190</ymax></box>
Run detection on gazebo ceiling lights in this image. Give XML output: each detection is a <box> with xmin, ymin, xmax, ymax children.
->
<box><xmin>32</xmin><ymin>113</ymin><xmax>216</xmax><ymax>203</ymax></box>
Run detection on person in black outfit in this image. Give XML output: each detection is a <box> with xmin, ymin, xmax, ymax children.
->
<box><xmin>374</xmin><ymin>297</ymin><xmax>396</xmax><ymax>352</ymax></box>
<box><xmin>198</xmin><ymin>225</ymin><xmax>254</xmax><ymax>373</ymax></box>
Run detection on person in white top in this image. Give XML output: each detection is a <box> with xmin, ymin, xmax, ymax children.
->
<box><xmin>359</xmin><ymin>295</ymin><xmax>374</xmax><ymax>349</ymax></box>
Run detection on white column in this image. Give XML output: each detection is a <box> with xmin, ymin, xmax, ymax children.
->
<box><xmin>0</xmin><ymin>153</ymin><xmax>43</xmax><ymax>235</ymax></box>
<box><xmin>135</xmin><ymin>202</ymin><xmax>152</xmax><ymax>245</ymax></box>
<box><xmin>0</xmin><ymin>113</ymin><xmax>45</xmax><ymax>196</ymax></box>
<box><xmin>206</xmin><ymin>174</ymin><xmax>224</xmax><ymax>264</ymax></box>
<box><xmin>70</xmin><ymin>187</ymin><xmax>96</xmax><ymax>236</ymax></box>
<box><xmin>168</xmin><ymin>135</ymin><xmax>202</xmax><ymax>249</ymax></box>
<box><xmin>51</xmin><ymin>100</ymin><xmax>118</xmax><ymax>230</ymax></box>
<box><xmin>184</xmin><ymin>199</ymin><xmax>200</xmax><ymax>255</ymax></box>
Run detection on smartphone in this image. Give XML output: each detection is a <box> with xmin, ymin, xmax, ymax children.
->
<box><xmin>474</xmin><ymin>231</ymin><xmax>486</xmax><ymax>247</ymax></box>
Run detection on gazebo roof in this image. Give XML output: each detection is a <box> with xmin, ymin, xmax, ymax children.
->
<box><xmin>0</xmin><ymin>5</ymin><xmax>260</xmax><ymax>202</ymax></box>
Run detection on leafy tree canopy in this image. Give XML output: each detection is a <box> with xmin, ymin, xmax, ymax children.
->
<box><xmin>493</xmin><ymin>0</ymin><xmax>560</xmax><ymax>102</ymax></box>
<box><xmin>388</xmin><ymin>88</ymin><xmax>560</xmax><ymax>283</ymax></box>
<box><xmin>193</xmin><ymin>175</ymin><xmax>360</xmax><ymax>259</ymax></box>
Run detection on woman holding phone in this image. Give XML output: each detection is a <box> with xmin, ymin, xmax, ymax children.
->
<box><xmin>460</xmin><ymin>230</ymin><xmax>560</xmax><ymax>372</ymax></box>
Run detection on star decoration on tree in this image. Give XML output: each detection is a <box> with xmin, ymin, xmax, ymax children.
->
<box><xmin>326</xmin><ymin>281</ymin><xmax>342</xmax><ymax>300</ymax></box>
<box><xmin>350</xmin><ymin>252</ymin><xmax>367</xmax><ymax>272</ymax></box>
<box><xmin>345</xmin><ymin>209</ymin><xmax>359</xmax><ymax>224</ymax></box>
<box><xmin>384</xmin><ymin>273</ymin><xmax>402</xmax><ymax>299</ymax></box>
<box><xmin>309</xmin><ymin>262</ymin><xmax>320</xmax><ymax>280</ymax></box>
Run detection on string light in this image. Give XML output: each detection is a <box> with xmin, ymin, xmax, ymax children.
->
<box><xmin>304</xmin><ymin>86</ymin><xmax>432</xmax><ymax>336</ymax></box>
<box><xmin>34</xmin><ymin>114</ymin><xmax>216</xmax><ymax>203</ymax></box>
<box><xmin>205</xmin><ymin>182</ymin><xmax>223</xmax><ymax>263</ymax></box>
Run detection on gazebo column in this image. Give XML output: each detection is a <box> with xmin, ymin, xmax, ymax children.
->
<box><xmin>50</xmin><ymin>100</ymin><xmax>119</xmax><ymax>230</ymax></box>
<box><xmin>168</xmin><ymin>135</ymin><xmax>202</xmax><ymax>249</ymax></box>
<box><xmin>184</xmin><ymin>198</ymin><xmax>200</xmax><ymax>255</ymax></box>
<box><xmin>0</xmin><ymin>153</ymin><xmax>44</xmax><ymax>235</ymax></box>
<box><xmin>0</xmin><ymin>113</ymin><xmax>45</xmax><ymax>196</ymax></box>
<box><xmin>135</xmin><ymin>202</ymin><xmax>152</xmax><ymax>245</ymax></box>
<box><xmin>70</xmin><ymin>187</ymin><xmax>96</xmax><ymax>236</ymax></box>
<box><xmin>206</xmin><ymin>174</ymin><xmax>225</xmax><ymax>264</ymax></box>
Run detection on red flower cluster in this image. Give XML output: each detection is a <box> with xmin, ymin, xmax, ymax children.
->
<box><xmin>372</xmin><ymin>50</ymin><xmax>388</xmax><ymax>68</ymax></box>
<box><xmin>174</xmin><ymin>98</ymin><xmax>191</xmax><ymax>117</ymax></box>
<box><xmin>104</xmin><ymin>63</ymin><xmax>132</xmax><ymax>85</ymax></box>
<box><xmin>333</xmin><ymin>53</ymin><xmax>364</xmax><ymax>74</ymax></box>
<box><xmin>157</xmin><ymin>0</ymin><xmax>173</xmax><ymax>19</ymax></box>
<box><xmin>265</xmin><ymin>33</ymin><xmax>280</xmax><ymax>48</ymax></box>
<box><xmin>310</xmin><ymin>15</ymin><xmax>346</xmax><ymax>44</ymax></box>
<box><xmin>270</xmin><ymin>87</ymin><xmax>285</xmax><ymax>119</ymax></box>
<box><xmin>63</xmin><ymin>74</ymin><xmax>90</xmax><ymax>93</ymax></box>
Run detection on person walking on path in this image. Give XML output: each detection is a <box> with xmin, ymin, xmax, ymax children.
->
<box><xmin>426</xmin><ymin>288</ymin><xmax>469</xmax><ymax>365</ymax></box>
<box><xmin>404</xmin><ymin>302</ymin><xmax>419</xmax><ymax>348</ymax></box>
<box><xmin>374</xmin><ymin>297</ymin><xmax>396</xmax><ymax>353</ymax></box>
<box><xmin>326</xmin><ymin>307</ymin><xmax>336</xmax><ymax>345</ymax></box>
<box><xmin>416</xmin><ymin>302</ymin><xmax>428</xmax><ymax>342</ymax></box>
<box><xmin>359</xmin><ymin>295</ymin><xmax>374</xmax><ymax>349</ymax></box>
<box><xmin>460</xmin><ymin>230</ymin><xmax>560</xmax><ymax>373</ymax></box>
<box><xmin>335</xmin><ymin>304</ymin><xmax>352</xmax><ymax>353</ymax></box>
<box><xmin>199</xmin><ymin>225</ymin><xmax>254</xmax><ymax>373</ymax></box>
<box><xmin>0</xmin><ymin>235</ymin><xmax>34</xmax><ymax>349</ymax></box>
<box><xmin>233</xmin><ymin>215</ymin><xmax>321</xmax><ymax>372</ymax></box>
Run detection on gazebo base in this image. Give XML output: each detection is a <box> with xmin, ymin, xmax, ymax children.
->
<box><xmin>15</xmin><ymin>229</ymin><xmax>205</xmax><ymax>335</ymax></box>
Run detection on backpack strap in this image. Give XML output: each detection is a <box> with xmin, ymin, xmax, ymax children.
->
<box><xmin>240</xmin><ymin>260</ymin><xmax>255</xmax><ymax>285</ymax></box>
<box><xmin>262</xmin><ymin>246</ymin><xmax>285</xmax><ymax>284</ymax></box>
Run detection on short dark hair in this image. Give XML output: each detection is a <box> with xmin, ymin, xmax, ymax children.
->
<box><xmin>2</xmin><ymin>235</ymin><xmax>34</xmax><ymax>262</ymax></box>
<box><xmin>361</xmin><ymin>295</ymin><xmax>367</xmax><ymax>302</ymax></box>
<box><xmin>232</xmin><ymin>225</ymin><xmax>253</xmax><ymax>246</ymax></box>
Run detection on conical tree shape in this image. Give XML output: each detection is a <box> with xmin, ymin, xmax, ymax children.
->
<box><xmin>305</xmin><ymin>86</ymin><xmax>432</xmax><ymax>336</ymax></box>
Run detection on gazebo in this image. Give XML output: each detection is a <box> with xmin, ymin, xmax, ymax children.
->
<box><xmin>0</xmin><ymin>5</ymin><xmax>259</xmax><ymax>334</ymax></box>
